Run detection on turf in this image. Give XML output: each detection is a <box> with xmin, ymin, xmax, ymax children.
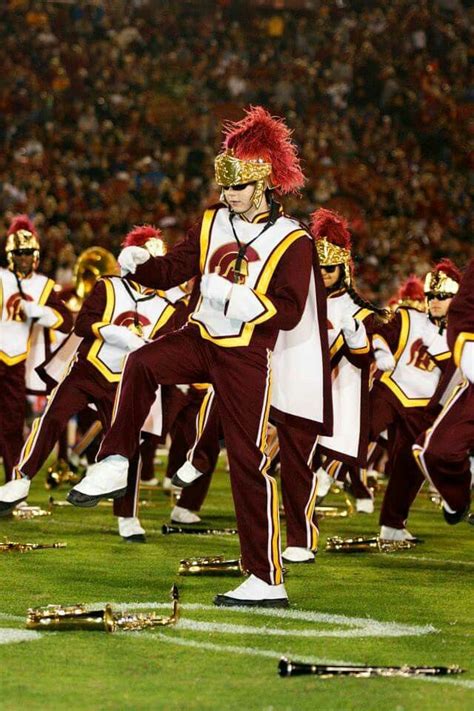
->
<box><xmin>0</xmin><ymin>459</ymin><xmax>472</xmax><ymax>711</ymax></box>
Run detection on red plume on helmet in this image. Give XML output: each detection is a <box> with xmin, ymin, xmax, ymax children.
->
<box><xmin>122</xmin><ymin>225</ymin><xmax>162</xmax><ymax>248</ymax></box>
<box><xmin>309</xmin><ymin>208</ymin><xmax>352</xmax><ymax>250</ymax></box>
<box><xmin>432</xmin><ymin>258</ymin><xmax>461</xmax><ymax>284</ymax></box>
<box><xmin>222</xmin><ymin>106</ymin><xmax>305</xmax><ymax>194</ymax></box>
<box><xmin>7</xmin><ymin>214</ymin><xmax>38</xmax><ymax>237</ymax></box>
<box><xmin>398</xmin><ymin>275</ymin><xmax>425</xmax><ymax>302</ymax></box>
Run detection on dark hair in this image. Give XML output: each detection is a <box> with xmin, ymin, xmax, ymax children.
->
<box><xmin>346</xmin><ymin>284</ymin><xmax>391</xmax><ymax>323</ymax></box>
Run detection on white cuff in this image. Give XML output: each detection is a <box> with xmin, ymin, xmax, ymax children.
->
<box><xmin>225</xmin><ymin>284</ymin><xmax>272</xmax><ymax>323</ymax></box>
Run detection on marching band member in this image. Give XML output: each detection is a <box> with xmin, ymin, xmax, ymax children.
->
<box><xmin>318</xmin><ymin>275</ymin><xmax>427</xmax><ymax>507</ymax></box>
<box><xmin>308</xmin><ymin>209</ymin><xmax>385</xmax><ymax>515</ymax></box>
<box><xmin>374</xmin><ymin>259</ymin><xmax>461</xmax><ymax>539</ymax></box>
<box><xmin>68</xmin><ymin>106</ymin><xmax>331</xmax><ymax>607</ymax></box>
<box><xmin>175</xmin><ymin>209</ymin><xmax>383</xmax><ymax>561</ymax></box>
<box><xmin>0</xmin><ymin>226</ymin><xmax>185</xmax><ymax>542</ymax></box>
<box><xmin>0</xmin><ymin>215</ymin><xmax>72</xmax><ymax>482</ymax></box>
<box><xmin>413</xmin><ymin>258</ymin><xmax>474</xmax><ymax>525</ymax></box>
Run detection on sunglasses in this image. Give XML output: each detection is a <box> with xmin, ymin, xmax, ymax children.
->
<box><xmin>222</xmin><ymin>182</ymin><xmax>255</xmax><ymax>192</ymax></box>
<box><xmin>426</xmin><ymin>292</ymin><xmax>453</xmax><ymax>301</ymax></box>
<box><xmin>320</xmin><ymin>264</ymin><xmax>340</xmax><ymax>273</ymax></box>
<box><xmin>12</xmin><ymin>249</ymin><xmax>36</xmax><ymax>256</ymax></box>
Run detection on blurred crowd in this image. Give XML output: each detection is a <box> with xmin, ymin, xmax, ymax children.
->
<box><xmin>0</xmin><ymin>0</ymin><xmax>472</xmax><ymax>301</ymax></box>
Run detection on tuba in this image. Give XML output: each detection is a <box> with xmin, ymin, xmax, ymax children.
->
<box><xmin>69</xmin><ymin>247</ymin><xmax>119</xmax><ymax>311</ymax></box>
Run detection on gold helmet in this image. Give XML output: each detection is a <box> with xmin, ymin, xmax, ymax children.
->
<box><xmin>74</xmin><ymin>247</ymin><xmax>119</xmax><ymax>300</ymax></box>
<box><xmin>310</xmin><ymin>208</ymin><xmax>353</xmax><ymax>287</ymax></box>
<box><xmin>215</xmin><ymin>106</ymin><xmax>304</xmax><ymax>210</ymax></box>
<box><xmin>423</xmin><ymin>259</ymin><xmax>461</xmax><ymax>299</ymax></box>
<box><xmin>6</xmin><ymin>215</ymin><xmax>40</xmax><ymax>275</ymax></box>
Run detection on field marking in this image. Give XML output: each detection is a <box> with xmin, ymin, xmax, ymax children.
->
<box><xmin>0</xmin><ymin>629</ymin><xmax>42</xmax><ymax>645</ymax></box>
<box><xmin>91</xmin><ymin>601</ymin><xmax>436</xmax><ymax>638</ymax></box>
<box><xmin>403</xmin><ymin>556</ymin><xmax>474</xmax><ymax>568</ymax></box>
<box><xmin>134</xmin><ymin>633</ymin><xmax>474</xmax><ymax>691</ymax></box>
<box><xmin>0</xmin><ymin>612</ymin><xmax>25</xmax><ymax>623</ymax></box>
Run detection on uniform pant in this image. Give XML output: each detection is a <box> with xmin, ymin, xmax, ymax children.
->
<box><xmin>278</xmin><ymin>424</ymin><xmax>319</xmax><ymax>551</ymax></box>
<box><xmin>15</xmin><ymin>360</ymin><xmax>141</xmax><ymax>518</ymax></box>
<box><xmin>186</xmin><ymin>391</ymin><xmax>319</xmax><ymax>550</ymax></box>
<box><xmin>413</xmin><ymin>380</ymin><xmax>473</xmax><ymax>512</ymax></box>
<box><xmin>0</xmin><ymin>361</ymin><xmax>27</xmax><ymax>482</ymax></box>
<box><xmin>98</xmin><ymin>325</ymin><xmax>282</xmax><ymax>585</ymax></box>
<box><xmin>180</xmin><ymin>388</ymin><xmax>220</xmax><ymax>512</ymax></box>
<box><xmin>324</xmin><ymin>459</ymin><xmax>373</xmax><ymax>500</ymax></box>
<box><xmin>379</xmin><ymin>407</ymin><xmax>432</xmax><ymax>529</ymax></box>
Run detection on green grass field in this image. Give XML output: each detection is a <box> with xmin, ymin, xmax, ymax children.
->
<box><xmin>0</xmin><ymin>459</ymin><xmax>472</xmax><ymax>711</ymax></box>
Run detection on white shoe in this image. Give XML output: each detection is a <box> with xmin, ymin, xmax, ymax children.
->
<box><xmin>140</xmin><ymin>477</ymin><xmax>160</xmax><ymax>487</ymax></box>
<box><xmin>214</xmin><ymin>574</ymin><xmax>288</xmax><ymax>608</ymax></box>
<box><xmin>315</xmin><ymin>467</ymin><xmax>333</xmax><ymax>503</ymax></box>
<box><xmin>67</xmin><ymin>455</ymin><xmax>128</xmax><ymax>507</ymax></box>
<box><xmin>282</xmin><ymin>546</ymin><xmax>315</xmax><ymax>563</ymax></box>
<box><xmin>171</xmin><ymin>461</ymin><xmax>205</xmax><ymax>488</ymax></box>
<box><xmin>356</xmin><ymin>498</ymin><xmax>374</xmax><ymax>514</ymax></box>
<box><xmin>118</xmin><ymin>516</ymin><xmax>146</xmax><ymax>542</ymax></box>
<box><xmin>0</xmin><ymin>478</ymin><xmax>31</xmax><ymax>515</ymax></box>
<box><xmin>171</xmin><ymin>505</ymin><xmax>201</xmax><ymax>524</ymax></box>
<box><xmin>380</xmin><ymin>525</ymin><xmax>416</xmax><ymax>541</ymax></box>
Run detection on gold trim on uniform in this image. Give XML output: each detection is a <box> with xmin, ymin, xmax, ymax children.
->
<box><xmin>453</xmin><ymin>331</ymin><xmax>474</xmax><ymax>367</ymax></box>
<box><xmin>190</xmin><ymin>227</ymin><xmax>307</xmax><ymax>348</ymax></box>
<box><xmin>329</xmin><ymin>308</ymin><xmax>372</xmax><ymax>360</ymax></box>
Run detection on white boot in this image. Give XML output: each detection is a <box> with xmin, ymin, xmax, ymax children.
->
<box><xmin>214</xmin><ymin>574</ymin><xmax>288</xmax><ymax>608</ymax></box>
<box><xmin>282</xmin><ymin>546</ymin><xmax>315</xmax><ymax>563</ymax></box>
<box><xmin>356</xmin><ymin>498</ymin><xmax>374</xmax><ymax>514</ymax></box>
<box><xmin>67</xmin><ymin>456</ymin><xmax>128</xmax><ymax>507</ymax></box>
<box><xmin>118</xmin><ymin>516</ymin><xmax>146</xmax><ymax>543</ymax></box>
<box><xmin>171</xmin><ymin>461</ymin><xmax>205</xmax><ymax>488</ymax></box>
<box><xmin>171</xmin><ymin>505</ymin><xmax>201</xmax><ymax>524</ymax></box>
<box><xmin>315</xmin><ymin>467</ymin><xmax>333</xmax><ymax>504</ymax></box>
<box><xmin>0</xmin><ymin>478</ymin><xmax>31</xmax><ymax>516</ymax></box>
<box><xmin>380</xmin><ymin>525</ymin><xmax>416</xmax><ymax>541</ymax></box>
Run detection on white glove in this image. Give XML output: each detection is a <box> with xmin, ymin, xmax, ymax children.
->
<box><xmin>200</xmin><ymin>273</ymin><xmax>232</xmax><ymax>306</ymax></box>
<box><xmin>341</xmin><ymin>314</ymin><xmax>368</xmax><ymax>350</ymax></box>
<box><xmin>460</xmin><ymin>342</ymin><xmax>474</xmax><ymax>383</ymax></box>
<box><xmin>374</xmin><ymin>347</ymin><xmax>396</xmax><ymax>372</ymax></box>
<box><xmin>118</xmin><ymin>246</ymin><xmax>150</xmax><ymax>275</ymax></box>
<box><xmin>100</xmin><ymin>324</ymin><xmax>146</xmax><ymax>352</ymax></box>
<box><xmin>340</xmin><ymin>313</ymin><xmax>358</xmax><ymax>335</ymax></box>
<box><xmin>21</xmin><ymin>300</ymin><xmax>61</xmax><ymax>328</ymax></box>
<box><xmin>21</xmin><ymin>300</ymin><xmax>46</xmax><ymax>319</ymax></box>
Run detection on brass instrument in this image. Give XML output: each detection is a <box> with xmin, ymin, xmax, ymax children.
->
<box><xmin>12</xmin><ymin>505</ymin><xmax>51</xmax><ymax>520</ymax></box>
<box><xmin>278</xmin><ymin>657</ymin><xmax>464</xmax><ymax>678</ymax></box>
<box><xmin>1</xmin><ymin>540</ymin><xmax>66</xmax><ymax>553</ymax></box>
<box><xmin>179</xmin><ymin>555</ymin><xmax>245</xmax><ymax>576</ymax></box>
<box><xmin>26</xmin><ymin>585</ymin><xmax>179</xmax><ymax>632</ymax></box>
<box><xmin>45</xmin><ymin>458</ymin><xmax>82</xmax><ymax>490</ymax></box>
<box><xmin>315</xmin><ymin>487</ymin><xmax>355</xmax><ymax>518</ymax></box>
<box><xmin>74</xmin><ymin>247</ymin><xmax>119</xmax><ymax>301</ymax></box>
<box><xmin>325</xmin><ymin>536</ymin><xmax>419</xmax><ymax>553</ymax></box>
<box><xmin>162</xmin><ymin>524</ymin><xmax>238</xmax><ymax>536</ymax></box>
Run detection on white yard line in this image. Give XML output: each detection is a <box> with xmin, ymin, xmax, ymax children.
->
<box><xmin>0</xmin><ymin>629</ymin><xmax>42</xmax><ymax>644</ymax></box>
<box><xmin>91</xmin><ymin>601</ymin><xmax>436</xmax><ymax>638</ymax></box>
<box><xmin>403</xmin><ymin>555</ymin><xmax>474</xmax><ymax>568</ymax></box>
<box><xmin>132</xmin><ymin>633</ymin><xmax>474</xmax><ymax>691</ymax></box>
